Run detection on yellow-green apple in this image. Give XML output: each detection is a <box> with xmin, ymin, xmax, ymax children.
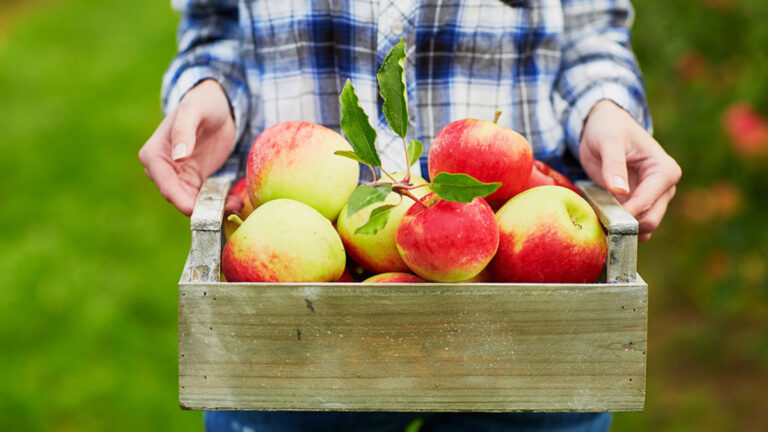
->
<box><xmin>458</xmin><ymin>268</ymin><xmax>492</xmax><ymax>283</ymax></box>
<box><xmin>336</xmin><ymin>173</ymin><xmax>430</xmax><ymax>273</ymax></box>
<box><xmin>223</xmin><ymin>177</ymin><xmax>255</xmax><ymax>239</ymax></box>
<box><xmin>396</xmin><ymin>194</ymin><xmax>499</xmax><ymax>282</ymax></box>
<box><xmin>222</xmin><ymin>199</ymin><xmax>345</xmax><ymax>282</ymax></box>
<box><xmin>246</xmin><ymin>121</ymin><xmax>359</xmax><ymax>221</ymax></box>
<box><xmin>362</xmin><ymin>272</ymin><xmax>425</xmax><ymax>283</ymax></box>
<box><xmin>521</xmin><ymin>160</ymin><xmax>581</xmax><ymax>196</ymax></box>
<box><xmin>428</xmin><ymin>119</ymin><xmax>533</xmax><ymax>209</ymax></box>
<box><xmin>489</xmin><ymin>186</ymin><xmax>606</xmax><ymax>283</ymax></box>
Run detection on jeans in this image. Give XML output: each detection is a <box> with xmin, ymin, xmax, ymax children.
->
<box><xmin>204</xmin><ymin>411</ymin><xmax>612</xmax><ymax>432</ymax></box>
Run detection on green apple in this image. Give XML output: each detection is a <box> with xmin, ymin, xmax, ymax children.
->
<box><xmin>246</xmin><ymin>121</ymin><xmax>359</xmax><ymax>222</ymax></box>
<box><xmin>222</xmin><ymin>199</ymin><xmax>345</xmax><ymax>282</ymax></box>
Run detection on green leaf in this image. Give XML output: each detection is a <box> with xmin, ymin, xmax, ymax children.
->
<box><xmin>430</xmin><ymin>172</ymin><xmax>502</xmax><ymax>203</ymax></box>
<box><xmin>346</xmin><ymin>184</ymin><xmax>393</xmax><ymax>217</ymax></box>
<box><xmin>407</xmin><ymin>140</ymin><xmax>423</xmax><ymax>168</ymax></box>
<box><xmin>354</xmin><ymin>204</ymin><xmax>397</xmax><ymax>235</ymax></box>
<box><xmin>334</xmin><ymin>150</ymin><xmax>368</xmax><ymax>164</ymax></box>
<box><xmin>377</xmin><ymin>39</ymin><xmax>408</xmax><ymax>138</ymax></box>
<box><xmin>340</xmin><ymin>79</ymin><xmax>381</xmax><ymax>167</ymax></box>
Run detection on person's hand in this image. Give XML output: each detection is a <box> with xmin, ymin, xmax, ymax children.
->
<box><xmin>139</xmin><ymin>79</ymin><xmax>242</xmax><ymax>216</ymax></box>
<box><xmin>579</xmin><ymin>100</ymin><xmax>682</xmax><ymax>242</ymax></box>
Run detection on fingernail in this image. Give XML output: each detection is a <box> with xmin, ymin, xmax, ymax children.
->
<box><xmin>611</xmin><ymin>176</ymin><xmax>629</xmax><ymax>193</ymax></box>
<box><xmin>172</xmin><ymin>143</ymin><xmax>188</xmax><ymax>161</ymax></box>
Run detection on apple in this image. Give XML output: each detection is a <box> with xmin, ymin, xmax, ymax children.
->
<box><xmin>246</xmin><ymin>121</ymin><xmax>360</xmax><ymax>221</ymax></box>
<box><xmin>336</xmin><ymin>172</ymin><xmax>430</xmax><ymax>273</ymax></box>
<box><xmin>223</xmin><ymin>178</ymin><xmax>255</xmax><ymax>239</ymax></box>
<box><xmin>362</xmin><ymin>272</ymin><xmax>425</xmax><ymax>283</ymax></box>
<box><xmin>396</xmin><ymin>194</ymin><xmax>499</xmax><ymax>282</ymax></box>
<box><xmin>334</xmin><ymin>267</ymin><xmax>358</xmax><ymax>282</ymax></box>
<box><xmin>222</xmin><ymin>199</ymin><xmax>345</xmax><ymax>282</ymax></box>
<box><xmin>522</xmin><ymin>160</ymin><xmax>581</xmax><ymax>196</ymax></box>
<box><xmin>489</xmin><ymin>186</ymin><xmax>606</xmax><ymax>283</ymax></box>
<box><xmin>458</xmin><ymin>268</ymin><xmax>492</xmax><ymax>283</ymax></box>
<box><xmin>428</xmin><ymin>118</ymin><xmax>533</xmax><ymax>209</ymax></box>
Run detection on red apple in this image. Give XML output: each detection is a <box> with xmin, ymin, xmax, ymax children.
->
<box><xmin>222</xmin><ymin>199</ymin><xmax>346</xmax><ymax>282</ymax></box>
<box><xmin>246</xmin><ymin>121</ymin><xmax>360</xmax><ymax>221</ymax></box>
<box><xmin>396</xmin><ymin>194</ymin><xmax>499</xmax><ymax>282</ymax></box>
<box><xmin>489</xmin><ymin>186</ymin><xmax>606</xmax><ymax>283</ymax></box>
<box><xmin>362</xmin><ymin>272</ymin><xmax>425</xmax><ymax>283</ymax></box>
<box><xmin>522</xmin><ymin>160</ymin><xmax>581</xmax><ymax>196</ymax></box>
<box><xmin>223</xmin><ymin>178</ymin><xmax>255</xmax><ymax>239</ymax></box>
<box><xmin>428</xmin><ymin>119</ymin><xmax>533</xmax><ymax>209</ymax></box>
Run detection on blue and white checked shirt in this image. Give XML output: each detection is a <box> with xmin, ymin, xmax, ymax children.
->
<box><xmin>162</xmin><ymin>0</ymin><xmax>651</xmax><ymax>175</ymax></box>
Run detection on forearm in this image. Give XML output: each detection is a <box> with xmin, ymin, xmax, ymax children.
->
<box><xmin>161</xmin><ymin>0</ymin><xmax>250</xmax><ymax>144</ymax></box>
<box><xmin>555</xmin><ymin>0</ymin><xmax>651</xmax><ymax>156</ymax></box>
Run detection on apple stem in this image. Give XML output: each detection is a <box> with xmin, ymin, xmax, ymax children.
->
<box><xmin>401</xmin><ymin>136</ymin><xmax>411</xmax><ymax>183</ymax></box>
<box><xmin>493</xmin><ymin>110</ymin><xmax>502</xmax><ymax>124</ymax></box>
<box><xmin>380</xmin><ymin>167</ymin><xmax>398</xmax><ymax>183</ymax></box>
<box><xmin>368</xmin><ymin>165</ymin><xmax>377</xmax><ymax>183</ymax></box>
<box><xmin>227</xmin><ymin>214</ymin><xmax>244</xmax><ymax>227</ymax></box>
<box><xmin>398</xmin><ymin>188</ymin><xmax>429</xmax><ymax>209</ymax></box>
<box><xmin>401</xmin><ymin>183</ymin><xmax>430</xmax><ymax>191</ymax></box>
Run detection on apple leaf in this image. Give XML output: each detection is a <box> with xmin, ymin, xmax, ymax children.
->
<box><xmin>340</xmin><ymin>79</ymin><xmax>381</xmax><ymax>167</ymax></box>
<box><xmin>377</xmin><ymin>39</ymin><xmax>408</xmax><ymax>139</ymax></box>
<box><xmin>346</xmin><ymin>184</ymin><xmax>393</xmax><ymax>217</ymax></box>
<box><xmin>407</xmin><ymin>139</ymin><xmax>423</xmax><ymax>168</ymax></box>
<box><xmin>334</xmin><ymin>150</ymin><xmax>369</xmax><ymax>164</ymax></box>
<box><xmin>355</xmin><ymin>204</ymin><xmax>396</xmax><ymax>235</ymax></box>
<box><xmin>430</xmin><ymin>172</ymin><xmax>502</xmax><ymax>203</ymax></box>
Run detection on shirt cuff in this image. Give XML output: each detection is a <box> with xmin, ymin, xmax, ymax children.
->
<box><xmin>163</xmin><ymin>66</ymin><xmax>250</xmax><ymax>147</ymax></box>
<box><xmin>564</xmin><ymin>81</ymin><xmax>650</xmax><ymax>159</ymax></box>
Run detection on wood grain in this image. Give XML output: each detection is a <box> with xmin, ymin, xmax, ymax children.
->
<box><xmin>179</xmin><ymin>281</ymin><xmax>647</xmax><ymax>412</ymax></box>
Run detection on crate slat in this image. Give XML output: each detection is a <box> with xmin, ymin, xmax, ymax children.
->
<box><xmin>179</xmin><ymin>281</ymin><xmax>647</xmax><ymax>412</ymax></box>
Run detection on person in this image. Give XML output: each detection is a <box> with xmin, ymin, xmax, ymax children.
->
<box><xmin>139</xmin><ymin>1</ymin><xmax>681</xmax><ymax>430</ymax></box>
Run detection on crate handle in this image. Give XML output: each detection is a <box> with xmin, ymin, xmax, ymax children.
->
<box><xmin>576</xmin><ymin>180</ymin><xmax>639</xmax><ymax>283</ymax></box>
<box><xmin>181</xmin><ymin>157</ymin><xmax>240</xmax><ymax>283</ymax></box>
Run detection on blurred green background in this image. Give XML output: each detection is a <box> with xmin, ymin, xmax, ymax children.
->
<box><xmin>1</xmin><ymin>0</ymin><xmax>766</xmax><ymax>430</ymax></box>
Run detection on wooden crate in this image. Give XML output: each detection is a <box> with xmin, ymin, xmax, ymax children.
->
<box><xmin>178</xmin><ymin>160</ymin><xmax>646</xmax><ymax>412</ymax></box>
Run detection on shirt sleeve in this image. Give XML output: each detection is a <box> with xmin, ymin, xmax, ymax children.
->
<box><xmin>161</xmin><ymin>0</ymin><xmax>250</xmax><ymax>145</ymax></box>
<box><xmin>555</xmin><ymin>0</ymin><xmax>652</xmax><ymax>158</ymax></box>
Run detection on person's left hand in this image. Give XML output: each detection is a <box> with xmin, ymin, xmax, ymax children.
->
<box><xmin>579</xmin><ymin>100</ymin><xmax>682</xmax><ymax>242</ymax></box>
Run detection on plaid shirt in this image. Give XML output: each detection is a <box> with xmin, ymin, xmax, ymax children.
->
<box><xmin>162</xmin><ymin>0</ymin><xmax>651</xmax><ymax>175</ymax></box>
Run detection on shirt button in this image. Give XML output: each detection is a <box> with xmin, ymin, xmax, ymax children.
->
<box><xmin>390</xmin><ymin>21</ymin><xmax>404</xmax><ymax>36</ymax></box>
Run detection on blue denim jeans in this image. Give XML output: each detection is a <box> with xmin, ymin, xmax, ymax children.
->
<box><xmin>204</xmin><ymin>411</ymin><xmax>612</xmax><ymax>432</ymax></box>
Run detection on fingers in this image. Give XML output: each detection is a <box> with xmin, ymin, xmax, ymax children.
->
<box><xmin>143</xmin><ymin>156</ymin><xmax>198</xmax><ymax>215</ymax></box>
<box><xmin>598</xmin><ymin>138</ymin><xmax>630</xmax><ymax>196</ymax></box>
<box><xmin>635</xmin><ymin>186</ymin><xmax>676</xmax><ymax>242</ymax></box>
<box><xmin>170</xmin><ymin>103</ymin><xmax>202</xmax><ymax>162</ymax></box>
<box><xmin>139</xmin><ymin>112</ymin><xmax>197</xmax><ymax>215</ymax></box>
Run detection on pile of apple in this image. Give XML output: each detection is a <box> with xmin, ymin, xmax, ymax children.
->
<box><xmin>221</xmin><ymin>41</ymin><xmax>607</xmax><ymax>285</ymax></box>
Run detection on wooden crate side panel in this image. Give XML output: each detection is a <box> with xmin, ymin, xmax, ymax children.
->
<box><xmin>179</xmin><ymin>283</ymin><xmax>647</xmax><ymax>412</ymax></box>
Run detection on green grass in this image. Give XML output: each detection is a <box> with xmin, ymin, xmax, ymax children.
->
<box><xmin>0</xmin><ymin>0</ymin><xmax>201</xmax><ymax>430</ymax></box>
<box><xmin>1</xmin><ymin>0</ymin><xmax>767</xmax><ymax>431</ymax></box>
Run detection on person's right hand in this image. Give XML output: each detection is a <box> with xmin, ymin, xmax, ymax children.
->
<box><xmin>139</xmin><ymin>79</ymin><xmax>243</xmax><ymax>216</ymax></box>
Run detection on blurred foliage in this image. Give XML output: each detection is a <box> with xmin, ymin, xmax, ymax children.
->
<box><xmin>0</xmin><ymin>0</ymin><xmax>766</xmax><ymax>431</ymax></box>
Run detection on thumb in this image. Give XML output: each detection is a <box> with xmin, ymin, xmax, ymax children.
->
<box><xmin>170</xmin><ymin>105</ymin><xmax>201</xmax><ymax>162</ymax></box>
<box><xmin>599</xmin><ymin>139</ymin><xmax>630</xmax><ymax>195</ymax></box>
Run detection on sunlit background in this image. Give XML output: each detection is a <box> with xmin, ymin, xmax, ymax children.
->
<box><xmin>1</xmin><ymin>0</ymin><xmax>766</xmax><ymax>430</ymax></box>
